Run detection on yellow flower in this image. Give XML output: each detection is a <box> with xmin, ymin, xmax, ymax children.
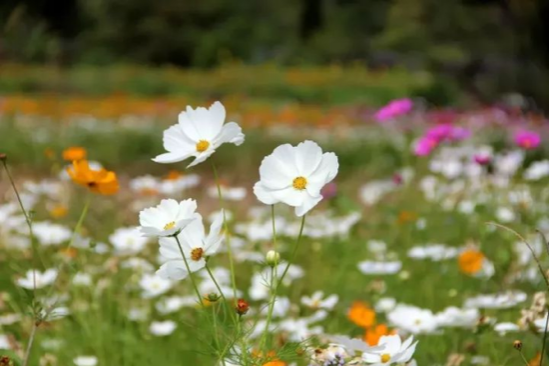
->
<box><xmin>67</xmin><ymin>160</ymin><xmax>119</xmax><ymax>195</ymax></box>
<box><xmin>63</xmin><ymin>146</ymin><xmax>87</xmax><ymax>161</ymax></box>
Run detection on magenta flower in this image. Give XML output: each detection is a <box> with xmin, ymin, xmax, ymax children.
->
<box><xmin>321</xmin><ymin>182</ymin><xmax>338</xmax><ymax>200</ymax></box>
<box><xmin>426</xmin><ymin>124</ymin><xmax>470</xmax><ymax>142</ymax></box>
<box><xmin>514</xmin><ymin>130</ymin><xmax>541</xmax><ymax>150</ymax></box>
<box><xmin>473</xmin><ymin>154</ymin><xmax>491</xmax><ymax>166</ymax></box>
<box><xmin>414</xmin><ymin>136</ymin><xmax>439</xmax><ymax>156</ymax></box>
<box><xmin>374</xmin><ymin>98</ymin><xmax>413</xmax><ymax>122</ymax></box>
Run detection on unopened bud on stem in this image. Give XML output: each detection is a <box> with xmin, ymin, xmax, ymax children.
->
<box><xmin>266</xmin><ymin>250</ymin><xmax>280</xmax><ymax>266</ymax></box>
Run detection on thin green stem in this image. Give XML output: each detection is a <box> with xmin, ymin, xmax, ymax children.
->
<box><xmin>259</xmin><ymin>205</ymin><xmax>279</xmax><ymax>352</ymax></box>
<box><xmin>44</xmin><ymin>193</ymin><xmax>92</xmax><ymax>316</ymax></box>
<box><xmin>21</xmin><ymin>320</ymin><xmax>39</xmax><ymax>366</ymax></box>
<box><xmin>205</xmin><ymin>263</ymin><xmax>228</xmax><ymax>305</ymax></box>
<box><xmin>211</xmin><ymin>161</ymin><xmax>238</xmax><ymax>299</ymax></box>
<box><xmin>174</xmin><ymin>236</ymin><xmax>204</xmax><ymax>309</ymax></box>
<box><xmin>276</xmin><ymin>215</ymin><xmax>306</xmax><ymax>292</ymax></box>
<box><xmin>541</xmin><ymin>314</ymin><xmax>549</xmax><ymax>366</ymax></box>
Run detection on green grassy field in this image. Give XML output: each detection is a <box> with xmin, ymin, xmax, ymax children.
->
<box><xmin>0</xmin><ymin>98</ymin><xmax>548</xmax><ymax>366</ymax></box>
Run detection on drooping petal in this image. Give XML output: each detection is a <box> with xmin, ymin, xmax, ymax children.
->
<box><xmin>157</xmin><ymin>261</ymin><xmax>188</xmax><ymax>280</ymax></box>
<box><xmin>205</xmin><ymin>212</ymin><xmax>224</xmax><ymax>255</ymax></box>
<box><xmin>187</xmin><ymin>149</ymin><xmax>216</xmax><ymax>168</ymax></box>
<box><xmin>153</xmin><ymin>152</ymin><xmax>193</xmax><ymax>164</ymax></box>
<box><xmin>214</xmin><ymin>122</ymin><xmax>245</xmax><ymax>147</ymax></box>
<box><xmin>253</xmin><ymin>182</ymin><xmax>280</xmax><ymax>205</ymax></box>
<box><xmin>271</xmin><ymin>187</ymin><xmax>306</xmax><ymax>208</ymax></box>
<box><xmin>295</xmin><ymin>194</ymin><xmax>323</xmax><ymax>216</ymax></box>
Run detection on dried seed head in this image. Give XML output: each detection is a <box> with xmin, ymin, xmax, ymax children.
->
<box><xmin>513</xmin><ymin>340</ymin><xmax>523</xmax><ymax>350</ymax></box>
<box><xmin>0</xmin><ymin>153</ymin><xmax>6</xmax><ymax>162</ymax></box>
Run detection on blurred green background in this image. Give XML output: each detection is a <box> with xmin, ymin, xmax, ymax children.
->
<box><xmin>1</xmin><ymin>0</ymin><xmax>549</xmax><ymax>108</ymax></box>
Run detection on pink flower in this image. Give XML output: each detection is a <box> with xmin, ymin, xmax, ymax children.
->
<box><xmin>426</xmin><ymin>124</ymin><xmax>470</xmax><ymax>142</ymax></box>
<box><xmin>321</xmin><ymin>182</ymin><xmax>338</xmax><ymax>200</ymax></box>
<box><xmin>514</xmin><ymin>130</ymin><xmax>541</xmax><ymax>150</ymax></box>
<box><xmin>374</xmin><ymin>98</ymin><xmax>413</xmax><ymax>122</ymax></box>
<box><xmin>473</xmin><ymin>154</ymin><xmax>491</xmax><ymax>166</ymax></box>
<box><xmin>414</xmin><ymin>136</ymin><xmax>439</xmax><ymax>156</ymax></box>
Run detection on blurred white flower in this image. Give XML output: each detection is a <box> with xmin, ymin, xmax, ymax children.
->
<box><xmin>435</xmin><ymin>307</ymin><xmax>479</xmax><ymax>328</ymax></box>
<box><xmin>109</xmin><ymin>227</ymin><xmax>149</xmax><ymax>256</ymax></box>
<box><xmin>139</xmin><ymin>199</ymin><xmax>197</xmax><ymax>237</ymax></box>
<box><xmin>524</xmin><ymin>160</ymin><xmax>549</xmax><ymax>180</ymax></box>
<box><xmin>153</xmin><ymin>101</ymin><xmax>244</xmax><ymax>167</ymax></box>
<box><xmin>207</xmin><ymin>185</ymin><xmax>247</xmax><ymax>201</ymax></box>
<box><xmin>494</xmin><ymin>322</ymin><xmax>520</xmax><ymax>335</ymax></box>
<box><xmin>31</xmin><ymin>221</ymin><xmax>71</xmax><ymax>246</ymax></box>
<box><xmin>301</xmin><ymin>291</ymin><xmax>339</xmax><ymax>310</ymax></box>
<box><xmin>17</xmin><ymin>269</ymin><xmax>58</xmax><ymax>289</ymax></box>
<box><xmin>139</xmin><ymin>273</ymin><xmax>173</xmax><ymax>298</ymax></box>
<box><xmin>150</xmin><ymin>320</ymin><xmax>177</xmax><ymax>336</ymax></box>
<box><xmin>253</xmin><ymin>140</ymin><xmax>339</xmax><ymax>217</ymax></box>
<box><xmin>464</xmin><ymin>291</ymin><xmax>527</xmax><ymax>309</ymax></box>
<box><xmin>387</xmin><ymin>304</ymin><xmax>438</xmax><ymax>334</ymax></box>
<box><xmin>358</xmin><ymin>261</ymin><xmax>402</xmax><ymax>275</ymax></box>
<box><xmin>73</xmin><ymin>356</ymin><xmax>98</xmax><ymax>366</ymax></box>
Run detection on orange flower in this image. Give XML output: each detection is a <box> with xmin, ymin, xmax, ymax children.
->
<box><xmin>364</xmin><ymin>324</ymin><xmax>395</xmax><ymax>346</ymax></box>
<box><xmin>348</xmin><ymin>301</ymin><xmax>376</xmax><ymax>328</ymax></box>
<box><xmin>63</xmin><ymin>146</ymin><xmax>87</xmax><ymax>161</ymax></box>
<box><xmin>49</xmin><ymin>204</ymin><xmax>68</xmax><ymax>218</ymax></box>
<box><xmin>44</xmin><ymin>148</ymin><xmax>55</xmax><ymax>160</ymax></box>
<box><xmin>458</xmin><ymin>249</ymin><xmax>485</xmax><ymax>275</ymax></box>
<box><xmin>67</xmin><ymin>160</ymin><xmax>119</xmax><ymax>195</ymax></box>
<box><xmin>529</xmin><ymin>352</ymin><xmax>541</xmax><ymax>366</ymax></box>
<box><xmin>253</xmin><ymin>351</ymin><xmax>285</xmax><ymax>366</ymax></box>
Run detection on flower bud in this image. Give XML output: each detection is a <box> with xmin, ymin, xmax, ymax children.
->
<box><xmin>235</xmin><ymin>298</ymin><xmax>250</xmax><ymax>315</ymax></box>
<box><xmin>204</xmin><ymin>293</ymin><xmax>221</xmax><ymax>303</ymax></box>
<box><xmin>513</xmin><ymin>340</ymin><xmax>523</xmax><ymax>350</ymax></box>
<box><xmin>266</xmin><ymin>250</ymin><xmax>280</xmax><ymax>266</ymax></box>
<box><xmin>0</xmin><ymin>153</ymin><xmax>6</xmax><ymax>162</ymax></box>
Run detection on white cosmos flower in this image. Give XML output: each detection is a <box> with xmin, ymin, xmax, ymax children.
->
<box><xmin>109</xmin><ymin>227</ymin><xmax>149</xmax><ymax>256</ymax></box>
<box><xmin>149</xmin><ymin>320</ymin><xmax>177</xmax><ymax>336</ymax></box>
<box><xmin>387</xmin><ymin>304</ymin><xmax>438</xmax><ymax>334</ymax></box>
<box><xmin>153</xmin><ymin>101</ymin><xmax>244</xmax><ymax>167</ymax></box>
<box><xmin>73</xmin><ymin>356</ymin><xmax>98</xmax><ymax>366</ymax></box>
<box><xmin>17</xmin><ymin>269</ymin><xmax>58</xmax><ymax>289</ymax></box>
<box><xmin>362</xmin><ymin>335</ymin><xmax>418</xmax><ymax>365</ymax></box>
<box><xmin>254</xmin><ymin>140</ymin><xmax>339</xmax><ymax>216</ymax></box>
<box><xmin>139</xmin><ymin>199</ymin><xmax>198</xmax><ymax>237</ymax></box>
<box><xmin>139</xmin><ymin>273</ymin><xmax>173</xmax><ymax>298</ymax></box>
<box><xmin>301</xmin><ymin>291</ymin><xmax>339</xmax><ymax>310</ymax></box>
<box><xmin>157</xmin><ymin>212</ymin><xmax>224</xmax><ymax>280</ymax></box>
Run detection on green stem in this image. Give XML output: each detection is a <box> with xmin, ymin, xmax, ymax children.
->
<box><xmin>259</xmin><ymin>205</ymin><xmax>279</xmax><ymax>352</ymax></box>
<box><xmin>276</xmin><ymin>215</ymin><xmax>306</xmax><ymax>292</ymax></box>
<box><xmin>205</xmin><ymin>263</ymin><xmax>228</xmax><ymax>305</ymax></box>
<box><xmin>174</xmin><ymin>236</ymin><xmax>205</xmax><ymax>309</ymax></box>
<box><xmin>211</xmin><ymin>161</ymin><xmax>238</xmax><ymax>299</ymax></box>
<box><xmin>44</xmin><ymin>193</ymin><xmax>91</xmax><ymax>316</ymax></box>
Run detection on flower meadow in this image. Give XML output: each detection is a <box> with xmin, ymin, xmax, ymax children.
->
<box><xmin>1</xmin><ymin>98</ymin><xmax>549</xmax><ymax>366</ymax></box>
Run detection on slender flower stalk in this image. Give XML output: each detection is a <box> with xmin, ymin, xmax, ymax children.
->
<box><xmin>211</xmin><ymin>161</ymin><xmax>238</xmax><ymax>300</ymax></box>
<box><xmin>276</xmin><ymin>215</ymin><xmax>306</xmax><ymax>292</ymax></box>
<box><xmin>260</xmin><ymin>205</ymin><xmax>279</xmax><ymax>352</ymax></box>
<box><xmin>174</xmin><ymin>236</ymin><xmax>204</xmax><ymax>308</ymax></box>
<box><xmin>2</xmin><ymin>157</ymin><xmax>41</xmax><ymax>366</ymax></box>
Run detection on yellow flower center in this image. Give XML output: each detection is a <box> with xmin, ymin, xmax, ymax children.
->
<box><xmin>196</xmin><ymin>140</ymin><xmax>210</xmax><ymax>152</ymax></box>
<box><xmin>381</xmin><ymin>354</ymin><xmax>391</xmax><ymax>363</ymax></box>
<box><xmin>292</xmin><ymin>176</ymin><xmax>307</xmax><ymax>190</ymax></box>
<box><xmin>191</xmin><ymin>248</ymin><xmax>204</xmax><ymax>261</ymax></box>
<box><xmin>163</xmin><ymin>221</ymin><xmax>176</xmax><ymax>230</ymax></box>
